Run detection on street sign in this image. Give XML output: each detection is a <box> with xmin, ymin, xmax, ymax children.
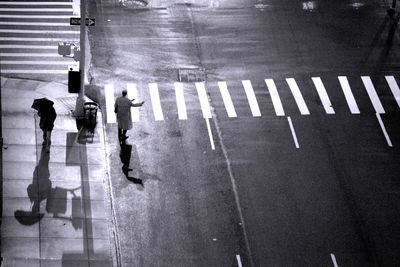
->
<box><xmin>70</xmin><ymin>17</ymin><xmax>95</xmax><ymax>26</ymax></box>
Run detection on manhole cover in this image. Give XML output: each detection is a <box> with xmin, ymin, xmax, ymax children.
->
<box><xmin>178</xmin><ymin>68</ymin><xmax>206</xmax><ymax>82</ymax></box>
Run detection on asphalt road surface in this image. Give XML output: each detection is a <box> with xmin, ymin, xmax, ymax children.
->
<box><xmin>88</xmin><ymin>0</ymin><xmax>400</xmax><ymax>266</ymax></box>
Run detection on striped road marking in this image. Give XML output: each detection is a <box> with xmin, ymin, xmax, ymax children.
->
<box><xmin>0</xmin><ymin>29</ymin><xmax>78</xmax><ymax>34</ymax></box>
<box><xmin>330</xmin><ymin>253</ymin><xmax>339</xmax><ymax>267</ymax></box>
<box><xmin>376</xmin><ymin>113</ymin><xmax>393</xmax><ymax>147</ymax></box>
<box><xmin>312</xmin><ymin>77</ymin><xmax>335</xmax><ymax>114</ymax></box>
<box><xmin>0</xmin><ymin>15</ymin><xmax>72</xmax><ymax>19</ymax></box>
<box><xmin>265</xmin><ymin>79</ymin><xmax>285</xmax><ymax>116</ymax></box>
<box><xmin>0</xmin><ymin>8</ymin><xmax>72</xmax><ymax>12</ymax></box>
<box><xmin>0</xmin><ymin>45</ymin><xmax>57</xmax><ymax>49</ymax></box>
<box><xmin>286</xmin><ymin>78</ymin><xmax>310</xmax><ymax>115</ymax></box>
<box><xmin>127</xmin><ymin>83</ymin><xmax>140</xmax><ymax>122</ymax></box>
<box><xmin>218</xmin><ymin>81</ymin><xmax>237</xmax><ymax>118</ymax></box>
<box><xmin>0</xmin><ymin>1</ymin><xmax>73</xmax><ymax>5</ymax></box>
<box><xmin>0</xmin><ymin>69</ymin><xmax>68</xmax><ymax>74</ymax></box>
<box><xmin>105</xmin><ymin>84</ymin><xmax>116</xmax><ymax>124</ymax></box>
<box><xmin>149</xmin><ymin>83</ymin><xmax>164</xmax><ymax>121</ymax></box>
<box><xmin>195</xmin><ymin>82</ymin><xmax>212</xmax><ymax>119</ymax></box>
<box><xmin>338</xmin><ymin>76</ymin><xmax>360</xmax><ymax>114</ymax></box>
<box><xmin>242</xmin><ymin>80</ymin><xmax>261</xmax><ymax>117</ymax></box>
<box><xmin>0</xmin><ymin>22</ymin><xmax>70</xmax><ymax>26</ymax></box>
<box><xmin>1</xmin><ymin>61</ymin><xmax>75</xmax><ymax>65</ymax></box>
<box><xmin>385</xmin><ymin>76</ymin><xmax>400</xmax><ymax>108</ymax></box>
<box><xmin>361</xmin><ymin>76</ymin><xmax>385</xmax><ymax>114</ymax></box>
<box><xmin>0</xmin><ymin>53</ymin><xmax>61</xmax><ymax>57</ymax></box>
<box><xmin>174</xmin><ymin>82</ymin><xmax>188</xmax><ymax>120</ymax></box>
<box><xmin>0</xmin><ymin>37</ymin><xmax>78</xmax><ymax>42</ymax></box>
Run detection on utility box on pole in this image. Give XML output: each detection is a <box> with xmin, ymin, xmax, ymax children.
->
<box><xmin>68</xmin><ymin>68</ymin><xmax>81</xmax><ymax>93</ymax></box>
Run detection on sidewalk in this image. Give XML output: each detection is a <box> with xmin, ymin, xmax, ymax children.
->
<box><xmin>1</xmin><ymin>77</ymin><xmax>116</xmax><ymax>267</ymax></box>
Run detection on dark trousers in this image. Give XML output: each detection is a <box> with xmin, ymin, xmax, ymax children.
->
<box><xmin>118</xmin><ymin>128</ymin><xmax>128</xmax><ymax>143</ymax></box>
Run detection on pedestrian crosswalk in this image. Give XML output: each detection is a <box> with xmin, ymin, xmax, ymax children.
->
<box><xmin>103</xmin><ymin>75</ymin><xmax>400</xmax><ymax>124</ymax></box>
<box><xmin>0</xmin><ymin>0</ymin><xmax>78</xmax><ymax>80</ymax></box>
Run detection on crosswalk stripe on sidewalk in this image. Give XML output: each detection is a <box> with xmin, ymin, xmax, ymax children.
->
<box><xmin>149</xmin><ymin>83</ymin><xmax>164</xmax><ymax>121</ymax></box>
<box><xmin>242</xmin><ymin>80</ymin><xmax>262</xmax><ymax>117</ymax></box>
<box><xmin>218</xmin><ymin>81</ymin><xmax>237</xmax><ymax>118</ymax></box>
<box><xmin>385</xmin><ymin>76</ymin><xmax>400</xmax><ymax>108</ymax></box>
<box><xmin>174</xmin><ymin>82</ymin><xmax>188</xmax><ymax>120</ymax></box>
<box><xmin>196</xmin><ymin>82</ymin><xmax>213</xmax><ymax>119</ymax></box>
<box><xmin>265</xmin><ymin>79</ymin><xmax>285</xmax><ymax>116</ymax></box>
<box><xmin>127</xmin><ymin>83</ymin><xmax>140</xmax><ymax>122</ymax></box>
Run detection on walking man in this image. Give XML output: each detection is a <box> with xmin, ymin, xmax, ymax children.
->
<box><xmin>36</xmin><ymin>99</ymin><xmax>57</xmax><ymax>152</ymax></box>
<box><xmin>114</xmin><ymin>90</ymin><xmax>144</xmax><ymax>144</ymax></box>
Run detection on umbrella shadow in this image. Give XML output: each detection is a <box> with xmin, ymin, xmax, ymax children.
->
<box><xmin>15</xmin><ymin>145</ymin><xmax>52</xmax><ymax>225</ymax></box>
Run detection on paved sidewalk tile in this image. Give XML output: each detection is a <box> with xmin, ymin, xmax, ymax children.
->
<box><xmin>1</xmin><ymin>77</ymin><xmax>114</xmax><ymax>267</ymax></box>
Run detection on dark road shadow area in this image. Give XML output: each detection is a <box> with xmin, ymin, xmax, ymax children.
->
<box><xmin>120</xmin><ymin>143</ymin><xmax>144</xmax><ymax>187</ymax></box>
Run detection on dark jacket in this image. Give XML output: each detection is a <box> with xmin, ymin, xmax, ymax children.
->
<box><xmin>38</xmin><ymin>106</ymin><xmax>57</xmax><ymax>131</ymax></box>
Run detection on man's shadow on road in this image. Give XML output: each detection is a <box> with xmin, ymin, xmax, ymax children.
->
<box><xmin>119</xmin><ymin>143</ymin><xmax>161</xmax><ymax>189</ymax></box>
<box><xmin>120</xmin><ymin>143</ymin><xmax>144</xmax><ymax>186</ymax></box>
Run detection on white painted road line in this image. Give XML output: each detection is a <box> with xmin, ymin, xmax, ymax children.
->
<box><xmin>0</xmin><ymin>2</ymin><xmax>73</xmax><ymax>5</ymax></box>
<box><xmin>127</xmin><ymin>83</ymin><xmax>139</xmax><ymax>122</ymax></box>
<box><xmin>286</xmin><ymin>78</ymin><xmax>310</xmax><ymax>115</ymax></box>
<box><xmin>149</xmin><ymin>83</ymin><xmax>164</xmax><ymax>121</ymax></box>
<box><xmin>338</xmin><ymin>76</ymin><xmax>360</xmax><ymax>114</ymax></box>
<box><xmin>0</xmin><ymin>8</ymin><xmax>72</xmax><ymax>12</ymax></box>
<box><xmin>287</xmin><ymin>116</ymin><xmax>299</xmax><ymax>148</ymax></box>
<box><xmin>0</xmin><ymin>29</ymin><xmax>78</xmax><ymax>34</ymax></box>
<box><xmin>205</xmin><ymin>118</ymin><xmax>215</xmax><ymax>150</ymax></box>
<box><xmin>242</xmin><ymin>80</ymin><xmax>262</xmax><ymax>117</ymax></box>
<box><xmin>0</xmin><ymin>22</ymin><xmax>70</xmax><ymax>26</ymax></box>
<box><xmin>236</xmin><ymin>254</ymin><xmax>243</xmax><ymax>267</ymax></box>
<box><xmin>218</xmin><ymin>81</ymin><xmax>237</xmax><ymax>118</ymax></box>
<box><xmin>174</xmin><ymin>82</ymin><xmax>188</xmax><ymax>120</ymax></box>
<box><xmin>0</xmin><ymin>45</ymin><xmax>57</xmax><ymax>49</ymax></box>
<box><xmin>312</xmin><ymin>77</ymin><xmax>335</xmax><ymax>114</ymax></box>
<box><xmin>195</xmin><ymin>82</ymin><xmax>212</xmax><ymax>119</ymax></box>
<box><xmin>385</xmin><ymin>76</ymin><xmax>400</xmax><ymax>108</ymax></box>
<box><xmin>376</xmin><ymin>113</ymin><xmax>393</xmax><ymax>147</ymax></box>
<box><xmin>361</xmin><ymin>76</ymin><xmax>385</xmax><ymax>114</ymax></box>
<box><xmin>104</xmin><ymin>84</ymin><xmax>116</xmax><ymax>124</ymax></box>
<box><xmin>265</xmin><ymin>79</ymin><xmax>285</xmax><ymax>116</ymax></box>
<box><xmin>330</xmin><ymin>253</ymin><xmax>339</xmax><ymax>267</ymax></box>
<box><xmin>0</xmin><ymin>69</ymin><xmax>68</xmax><ymax>74</ymax></box>
<box><xmin>0</xmin><ymin>37</ymin><xmax>78</xmax><ymax>42</ymax></box>
<box><xmin>1</xmin><ymin>61</ymin><xmax>74</xmax><ymax>65</ymax></box>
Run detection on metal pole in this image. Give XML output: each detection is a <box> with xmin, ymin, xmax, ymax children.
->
<box><xmin>79</xmin><ymin>0</ymin><xmax>86</xmax><ymax>98</ymax></box>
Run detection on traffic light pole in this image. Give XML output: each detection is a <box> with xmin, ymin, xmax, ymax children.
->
<box><xmin>79</xmin><ymin>0</ymin><xmax>86</xmax><ymax>98</ymax></box>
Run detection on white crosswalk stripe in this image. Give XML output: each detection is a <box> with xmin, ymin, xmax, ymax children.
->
<box><xmin>105</xmin><ymin>84</ymin><xmax>117</xmax><ymax>124</ymax></box>
<box><xmin>127</xmin><ymin>83</ymin><xmax>140</xmax><ymax>122</ymax></box>
<box><xmin>103</xmin><ymin>75</ymin><xmax>399</xmax><ymax>124</ymax></box>
<box><xmin>195</xmin><ymin>82</ymin><xmax>213</xmax><ymax>119</ymax></box>
<box><xmin>218</xmin><ymin>81</ymin><xmax>237</xmax><ymax>118</ymax></box>
<box><xmin>149</xmin><ymin>83</ymin><xmax>164</xmax><ymax>121</ymax></box>
<box><xmin>174</xmin><ymin>82</ymin><xmax>188</xmax><ymax>120</ymax></box>
<box><xmin>242</xmin><ymin>80</ymin><xmax>262</xmax><ymax>117</ymax></box>
<box><xmin>361</xmin><ymin>76</ymin><xmax>385</xmax><ymax>114</ymax></box>
<box><xmin>312</xmin><ymin>77</ymin><xmax>335</xmax><ymax>114</ymax></box>
<box><xmin>385</xmin><ymin>76</ymin><xmax>400</xmax><ymax>108</ymax></box>
<box><xmin>286</xmin><ymin>78</ymin><xmax>310</xmax><ymax>115</ymax></box>
<box><xmin>338</xmin><ymin>76</ymin><xmax>360</xmax><ymax>114</ymax></box>
<box><xmin>265</xmin><ymin>79</ymin><xmax>285</xmax><ymax>116</ymax></box>
<box><xmin>0</xmin><ymin>0</ymin><xmax>77</xmax><ymax>79</ymax></box>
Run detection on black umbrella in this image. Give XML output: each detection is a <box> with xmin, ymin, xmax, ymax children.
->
<box><xmin>31</xmin><ymin>98</ymin><xmax>54</xmax><ymax>111</ymax></box>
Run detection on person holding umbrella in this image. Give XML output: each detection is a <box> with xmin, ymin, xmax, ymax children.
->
<box><xmin>32</xmin><ymin>98</ymin><xmax>57</xmax><ymax>151</ymax></box>
<box><xmin>114</xmin><ymin>90</ymin><xmax>144</xmax><ymax>145</ymax></box>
